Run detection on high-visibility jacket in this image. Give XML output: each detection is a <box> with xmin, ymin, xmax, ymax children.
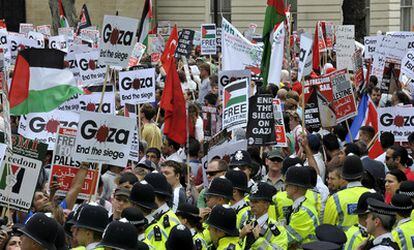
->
<box><xmin>155</xmin><ymin>209</ymin><xmax>181</xmax><ymax>236</ymax></box>
<box><xmin>285</xmin><ymin>197</ymin><xmax>320</xmax><ymax>246</ymax></box>
<box><xmin>215</xmin><ymin>236</ymin><xmax>242</xmax><ymax>250</ymax></box>
<box><xmin>193</xmin><ymin>231</ymin><xmax>208</xmax><ymax>250</ymax></box>
<box><xmin>344</xmin><ymin>224</ymin><xmax>369</xmax><ymax>250</ymax></box>
<box><xmin>249</xmin><ymin>218</ymin><xmax>288</xmax><ymax>250</ymax></box>
<box><xmin>145</xmin><ymin>220</ymin><xmax>168</xmax><ymax>250</ymax></box>
<box><xmin>392</xmin><ymin>218</ymin><xmax>414</xmax><ymax>250</ymax></box>
<box><xmin>323</xmin><ymin>185</ymin><xmax>370</xmax><ymax>230</ymax></box>
<box><xmin>235</xmin><ymin>203</ymin><xmax>252</xmax><ymax>230</ymax></box>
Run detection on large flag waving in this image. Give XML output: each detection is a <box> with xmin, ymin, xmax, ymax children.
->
<box><xmin>161</xmin><ymin>26</ymin><xmax>178</xmax><ymax>73</ymax></box>
<box><xmin>58</xmin><ymin>0</ymin><xmax>69</xmax><ymax>28</ymax></box>
<box><xmin>137</xmin><ymin>0</ymin><xmax>154</xmax><ymax>45</ymax></box>
<box><xmin>267</xmin><ymin>23</ymin><xmax>285</xmax><ymax>86</ymax></box>
<box><xmin>346</xmin><ymin>93</ymin><xmax>378</xmax><ymax>142</ymax></box>
<box><xmin>261</xmin><ymin>0</ymin><xmax>286</xmax><ymax>85</ymax></box>
<box><xmin>76</xmin><ymin>4</ymin><xmax>92</xmax><ymax>35</ymax></box>
<box><xmin>9</xmin><ymin>48</ymin><xmax>82</xmax><ymax>115</ymax></box>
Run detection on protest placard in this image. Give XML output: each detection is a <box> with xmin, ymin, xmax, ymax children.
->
<box><xmin>380</xmin><ymin>58</ymin><xmax>401</xmax><ymax>94</ymax></box>
<box><xmin>99</xmin><ymin>15</ymin><xmax>138</xmax><ymax>68</ymax></box>
<box><xmin>330</xmin><ymin>69</ymin><xmax>357</xmax><ymax>122</ymax></box>
<box><xmin>1</xmin><ymin>74</ymin><xmax>12</xmax><ymax>149</ymax></box>
<box><xmin>49</xmin><ymin>127</ymin><xmax>99</xmax><ymax>200</ymax></box>
<box><xmin>246</xmin><ymin>94</ymin><xmax>276</xmax><ymax>146</ymax></box>
<box><xmin>201</xmin><ymin>24</ymin><xmax>216</xmax><ymax>55</ymax></box>
<box><xmin>79</xmin><ymin>86</ymin><xmax>115</xmax><ymax>114</ymax></box>
<box><xmin>316</xmin><ymin>21</ymin><xmax>327</xmax><ymax>53</ymax></box>
<box><xmin>48</xmin><ymin>35</ymin><xmax>68</xmax><ymax>53</ymax></box>
<box><xmin>122</xmin><ymin>104</ymin><xmax>139</xmax><ymax>162</ymax></box>
<box><xmin>364</xmin><ymin>36</ymin><xmax>379</xmax><ymax>59</ymax></box>
<box><xmin>19</xmin><ymin>23</ymin><xmax>34</xmax><ymax>34</ymax></box>
<box><xmin>118</xmin><ymin>68</ymin><xmax>155</xmax><ymax>105</ymax></box>
<box><xmin>175</xmin><ymin>29</ymin><xmax>195</xmax><ymax>58</ymax></box>
<box><xmin>298</xmin><ymin>33</ymin><xmax>313</xmax><ymax>81</ymax></box>
<box><xmin>27</xmin><ymin>31</ymin><xmax>45</xmax><ymax>48</ymax></box>
<box><xmin>128</xmin><ymin>42</ymin><xmax>146</xmax><ymax>67</ymax></box>
<box><xmin>272</xmin><ymin>99</ymin><xmax>288</xmax><ymax>147</ymax></box>
<box><xmin>218</xmin><ymin>69</ymin><xmax>251</xmax><ymax>98</ymax></box>
<box><xmin>0</xmin><ymin>30</ymin><xmax>11</xmax><ymax>67</ymax></box>
<box><xmin>9</xmin><ymin>33</ymin><xmax>41</xmax><ymax>63</ymax></box>
<box><xmin>352</xmin><ymin>49</ymin><xmax>365</xmax><ymax>88</ymax></box>
<box><xmin>18</xmin><ymin>110</ymin><xmax>79</xmax><ymax>149</ymax></box>
<box><xmin>36</xmin><ymin>25</ymin><xmax>51</xmax><ymax>36</ymax></box>
<box><xmin>157</xmin><ymin>21</ymin><xmax>171</xmax><ymax>36</ymax></box>
<box><xmin>76</xmin><ymin>50</ymin><xmax>106</xmax><ymax>86</ymax></box>
<box><xmin>73</xmin><ymin>111</ymin><xmax>135</xmax><ymax>166</ymax></box>
<box><xmin>401</xmin><ymin>50</ymin><xmax>414</xmax><ymax>80</ymax></box>
<box><xmin>0</xmin><ymin>133</ymin><xmax>47</xmax><ymax>212</ymax></box>
<box><xmin>335</xmin><ymin>25</ymin><xmax>355</xmax><ymax>70</ymax></box>
<box><xmin>324</xmin><ymin>21</ymin><xmax>335</xmax><ymax>50</ymax></box>
<box><xmin>378</xmin><ymin>107</ymin><xmax>414</xmax><ymax>142</ymax></box>
<box><xmin>202</xmin><ymin>106</ymin><xmax>218</xmax><ymax>141</ymax></box>
<box><xmin>222</xmin><ymin>78</ymin><xmax>249</xmax><ymax>130</ymax></box>
<box><xmin>80</xmin><ymin>28</ymin><xmax>100</xmax><ymax>48</ymax></box>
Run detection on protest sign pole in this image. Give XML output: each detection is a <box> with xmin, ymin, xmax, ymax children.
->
<box><xmin>185</xmin><ymin>102</ymin><xmax>191</xmax><ymax>189</ymax></box>
<box><xmin>301</xmin><ymin>83</ymin><xmax>306</xmax><ymax>133</ymax></box>
<box><xmin>98</xmin><ymin>65</ymin><xmax>111</xmax><ymax>112</ymax></box>
<box><xmin>345</xmin><ymin>119</ymin><xmax>353</xmax><ymax>143</ymax></box>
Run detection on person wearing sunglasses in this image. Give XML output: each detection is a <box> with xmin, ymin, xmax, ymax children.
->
<box><xmin>263</xmin><ymin>149</ymin><xmax>285</xmax><ymax>191</ymax></box>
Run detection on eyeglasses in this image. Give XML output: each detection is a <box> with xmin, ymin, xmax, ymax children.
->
<box><xmin>206</xmin><ymin>170</ymin><xmax>224</xmax><ymax>176</ymax></box>
<box><xmin>269</xmin><ymin>158</ymin><xmax>283</xmax><ymax>163</ymax></box>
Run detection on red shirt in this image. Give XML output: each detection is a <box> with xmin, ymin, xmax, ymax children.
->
<box><xmin>404</xmin><ymin>168</ymin><xmax>414</xmax><ymax>181</ymax></box>
<box><xmin>292</xmin><ymin>81</ymin><xmax>302</xmax><ymax>96</ymax></box>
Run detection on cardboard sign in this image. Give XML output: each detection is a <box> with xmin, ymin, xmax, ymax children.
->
<box><xmin>49</xmin><ymin>35</ymin><xmax>68</xmax><ymax>53</ymax></box>
<box><xmin>76</xmin><ymin>50</ymin><xmax>106</xmax><ymax>86</ymax></box>
<box><xmin>18</xmin><ymin>110</ymin><xmax>79</xmax><ymax>150</ymax></box>
<box><xmin>80</xmin><ymin>29</ymin><xmax>100</xmax><ymax>48</ymax></box>
<box><xmin>58</xmin><ymin>93</ymin><xmax>81</xmax><ymax>112</ymax></box>
<box><xmin>1</xmin><ymin>73</ymin><xmax>12</xmax><ymax>149</ymax></box>
<box><xmin>330</xmin><ymin>69</ymin><xmax>357</xmax><ymax>122</ymax></box>
<box><xmin>36</xmin><ymin>25</ymin><xmax>51</xmax><ymax>36</ymax></box>
<box><xmin>118</xmin><ymin>68</ymin><xmax>155</xmax><ymax>105</ymax></box>
<box><xmin>123</xmin><ymin>104</ymin><xmax>139</xmax><ymax>162</ymax></box>
<box><xmin>335</xmin><ymin>25</ymin><xmax>355</xmax><ymax>70</ymax></box>
<box><xmin>19</xmin><ymin>23</ymin><xmax>34</xmax><ymax>34</ymax></box>
<box><xmin>380</xmin><ymin>58</ymin><xmax>401</xmax><ymax>94</ymax></box>
<box><xmin>157</xmin><ymin>21</ymin><xmax>171</xmax><ymax>36</ymax></box>
<box><xmin>175</xmin><ymin>29</ymin><xmax>195</xmax><ymax>58</ymax></box>
<box><xmin>9</xmin><ymin>33</ymin><xmax>41</xmax><ymax>63</ymax></box>
<box><xmin>202</xmin><ymin>106</ymin><xmax>218</xmax><ymax>141</ymax></box>
<box><xmin>401</xmin><ymin>50</ymin><xmax>414</xmax><ymax>80</ymax></box>
<box><xmin>128</xmin><ymin>42</ymin><xmax>146</xmax><ymax>67</ymax></box>
<box><xmin>27</xmin><ymin>31</ymin><xmax>45</xmax><ymax>48</ymax></box>
<box><xmin>99</xmin><ymin>15</ymin><xmax>139</xmax><ymax>68</ymax></box>
<box><xmin>298</xmin><ymin>33</ymin><xmax>313</xmax><ymax>81</ymax></box>
<box><xmin>0</xmin><ymin>30</ymin><xmax>11</xmax><ymax>67</ymax></box>
<box><xmin>49</xmin><ymin>127</ymin><xmax>99</xmax><ymax>200</ymax></box>
<box><xmin>73</xmin><ymin>111</ymin><xmax>135</xmax><ymax>166</ymax></box>
<box><xmin>201</xmin><ymin>24</ymin><xmax>216</xmax><ymax>55</ymax></box>
<box><xmin>316</xmin><ymin>21</ymin><xmax>327</xmax><ymax>53</ymax></box>
<box><xmin>378</xmin><ymin>107</ymin><xmax>414</xmax><ymax>142</ymax></box>
<box><xmin>352</xmin><ymin>49</ymin><xmax>364</xmax><ymax>88</ymax></box>
<box><xmin>0</xmin><ymin>133</ymin><xmax>47</xmax><ymax>212</ymax></box>
<box><xmin>222</xmin><ymin>78</ymin><xmax>249</xmax><ymax>130</ymax></box>
<box><xmin>272</xmin><ymin>99</ymin><xmax>288</xmax><ymax>147</ymax></box>
<box><xmin>364</xmin><ymin>36</ymin><xmax>379</xmax><ymax>59</ymax></box>
<box><xmin>218</xmin><ymin>70</ymin><xmax>251</xmax><ymax>98</ymax></box>
<box><xmin>246</xmin><ymin>94</ymin><xmax>276</xmax><ymax>146</ymax></box>
<box><xmin>79</xmin><ymin>86</ymin><xmax>115</xmax><ymax>114</ymax></box>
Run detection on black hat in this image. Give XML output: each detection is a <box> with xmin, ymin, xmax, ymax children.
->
<box><xmin>114</xmin><ymin>187</ymin><xmax>131</xmax><ymax>198</ymax></box>
<box><xmin>391</xmin><ymin>193</ymin><xmax>413</xmax><ymax>213</ymax></box>
<box><xmin>315</xmin><ymin>224</ymin><xmax>347</xmax><ymax>246</ymax></box>
<box><xmin>285</xmin><ymin>166</ymin><xmax>311</xmax><ymax>188</ymax></box>
<box><xmin>206</xmin><ymin>205</ymin><xmax>239</xmax><ymax>236</ymax></box>
<box><xmin>137</xmin><ymin>159</ymin><xmax>156</xmax><ymax>171</ymax></box>
<box><xmin>398</xmin><ymin>181</ymin><xmax>414</xmax><ymax>198</ymax></box>
<box><xmin>66</xmin><ymin>203</ymin><xmax>85</xmax><ymax>225</ymax></box>
<box><xmin>144</xmin><ymin>172</ymin><xmax>173</xmax><ymax>197</ymax></box>
<box><xmin>18</xmin><ymin>213</ymin><xmax>58</xmax><ymax>250</ymax></box>
<box><xmin>342</xmin><ymin>154</ymin><xmax>364</xmax><ymax>180</ymax></box>
<box><xmin>130</xmin><ymin>180</ymin><xmax>157</xmax><ymax>210</ymax></box>
<box><xmin>301</xmin><ymin>241</ymin><xmax>341</xmax><ymax>250</ymax></box>
<box><xmin>229</xmin><ymin>150</ymin><xmax>252</xmax><ymax>167</ymax></box>
<box><xmin>64</xmin><ymin>211</ymin><xmax>75</xmax><ymax>236</ymax></box>
<box><xmin>249</xmin><ymin>182</ymin><xmax>277</xmax><ymax>202</ymax></box>
<box><xmin>121</xmin><ymin>207</ymin><xmax>147</xmax><ymax>227</ymax></box>
<box><xmin>166</xmin><ymin>224</ymin><xmax>194</xmax><ymax>250</ymax></box>
<box><xmin>367</xmin><ymin>198</ymin><xmax>397</xmax><ymax>216</ymax></box>
<box><xmin>205</xmin><ymin>177</ymin><xmax>233</xmax><ymax>200</ymax></box>
<box><xmin>176</xmin><ymin>203</ymin><xmax>201</xmax><ymax>220</ymax></box>
<box><xmin>75</xmin><ymin>204</ymin><xmax>109</xmax><ymax>233</ymax></box>
<box><xmin>225</xmin><ymin>169</ymin><xmax>248</xmax><ymax>192</ymax></box>
<box><xmin>282</xmin><ymin>156</ymin><xmax>303</xmax><ymax>175</ymax></box>
<box><xmin>97</xmin><ymin>220</ymin><xmax>148</xmax><ymax>250</ymax></box>
<box><xmin>55</xmin><ymin>224</ymin><xmax>68</xmax><ymax>250</ymax></box>
<box><xmin>354</xmin><ymin>192</ymin><xmax>384</xmax><ymax>215</ymax></box>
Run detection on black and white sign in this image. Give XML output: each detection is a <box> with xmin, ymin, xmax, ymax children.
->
<box><xmin>246</xmin><ymin>94</ymin><xmax>276</xmax><ymax>146</ymax></box>
<box><xmin>118</xmin><ymin>68</ymin><xmax>155</xmax><ymax>105</ymax></box>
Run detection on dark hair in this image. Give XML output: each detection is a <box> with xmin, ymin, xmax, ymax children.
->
<box><xmin>209</xmin><ymin>159</ymin><xmax>229</xmax><ymax>172</ymax></box>
<box><xmin>119</xmin><ymin>172</ymin><xmax>139</xmax><ymax>186</ymax></box>
<box><xmin>204</xmin><ymin>93</ymin><xmax>218</xmax><ymax>106</ymax></box>
<box><xmin>369</xmin><ymin>75</ymin><xmax>378</xmax><ymax>86</ymax></box>
<box><xmin>267</xmin><ymin>84</ymin><xmax>279</xmax><ymax>98</ymax></box>
<box><xmin>359</xmin><ymin>126</ymin><xmax>375</xmax><ymax>141</ymax></box>
<box><xmin>387</xmin><ymin>169</ymin><xmax>407</xmax><ymax>183</ymax></box>
<box><xmin>368</xmin><ymin>86</ymin><xmax>381</xmax><ymax>95</ymax></box>
<box><xmin>333</xmin><ymin>124</ymin><xmax>347</xmax><ymax>142</ymax></box>
<box><xmin>372</xmin><ymin>213</ymin><xmax>396</xmax><ymax>232</ymax></box>
<box><xmin>141</xmin><ymin>104</ymin><xmax>156</xmax><ymax>120</ymax></box>
<box><xmin>380</xmin><ymin>132</ymin><xmax>395</xmax><ymax>150</ymax></box>
<box><xmin>199</xmin><ymin>63</ymin><xmax>210</xmax><ymax>75</ymax></box>
<box><xmin>161</xmin><ymin>160</ymin><xmax>183</xmax><ymax>176</ymax></box>
<box><xmin>166</xmin><ymin>137</ymin><xmax>181</xmax><ymax>151</ymax></box>
<box><xmin>323</xmin><ymin>133</ymin><xmax>340</xmax><ymax>151</ymax></box>
<box><xmin>178</xmin><ymin>70</ymin><xmax>186</xmax><ymax>82</ymax></box>
<box><xmin>390</xmin><ymin>145</ymin><xmax>411</xmax><ymax>166</ymax></box>
<box><xmin>394</xmin><ymin>90</ymin><xmax>411</xmax><ymax>105</ymax></box>
<box><xmin>344</xmin><ymin>143</ymin><xmax>362</xmax><ymax>157</ymax></box>
<box><xmin>188</xmin><ymin>138</ymin><xmax>200</xmax><ymax>158</ymax></box>
<box><xmin>408</xmin><ymin>132</ymin><xmax>414</xmax><ymax>144</ymax></box>
<box><xmin>146</xmin><ymin>147</ymin><xmax>161</xmax><ymax>158</ymax></box>
<box><xmin>355</xmin><ymin>141</ymin><xmax>368</xmax><ymax>156</ymax></box>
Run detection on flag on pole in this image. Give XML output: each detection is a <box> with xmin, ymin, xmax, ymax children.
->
<box><xmin>267</xmin><ymin>23</ymin><xmax>285</xmax><ymax>86</ymax></box>
<box><xmin>9</xmin><ymin>48</ymin><xmax>82</xmax><ymax>115</ymax></box>
<box><xmin>58</xmin><ymin>0</ymin><xmax>69</xmax><ymax>28</ymax></box>
<box><xmin>76</xmin><ymin>4</ymin><xmax>92</xmax><ymax>35</ymax></box>
<box><xmin>161</xmin><ymin>25</ymin><xmax>179</xmax><ymax>74</ymax></box>
<box><xmin>137</xmin><ymin>0</ymin><xmax>154</xmax><ymax>45</ymax></box>
<box><xmin>260</xmin><ymin>0</ymin><xmax>286</xmax><ymax>85</ymax></box>
<box><xmin>346</xmin><ymin>93</ymin><xmax>378</xmax><ymax>142</ymax></box>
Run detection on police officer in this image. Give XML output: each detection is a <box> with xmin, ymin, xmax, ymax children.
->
<box><xmin>344</xmin><ymin>192</ymin><xmax>384</xmax><ymax>250</ymax></box>
<box><xmin>391</xmin><ymin>193</ymin><xmax>414</xmax><ymax>250</ymax></box>
<box><xmin>229</xmin><ymin>150</ymin><xmax>257</xmax><ymax>189</ymax></box>
<box><xmin>144</xmin><ymin>172</ymin><xmax>180</xmax><ymax>235</ymax></box>
<box><xmin>165</xmin><ymin>224</ymin><xmax>194</xmax><ymax>250</ymax></box>
<box><xmin>284</xmin><ymin>166</ymin><xmax>320</xmax><ymax>247</ymax></box>
<box><xmin>176</xmin><ymin>203</ymin><xmax>208</xmax><ymax>250</ymax></box>
<box><xmin>121</xmin><ymin>207</ymin><xmax>153</xmax><ymax>248</ymax></box>
<box><xmin>240</xmin><ymin>182</ymin><xmax>288</xmax><ymax>249</ymax></box>
<box><xmin>360</xmin><ymin>198</ymin><xmax>399</xmax><ymax>249</ymax></box>
<box><xmin>225</xmin><ymin>169</ymin><xmax>252</xmax><ymax>229</ymax></box>
<box><xmin>18</xmin><ymin>212</ymin><xmax>59</xmax><ymax>250</ymax></box>
<box><xmin>71</xmin><ymin>203</ymin><xmax>109</xmax><ymax>250</ymax></box>
<box><xmin>206</xmin><ymin>205</ymin><xmax>241</xmax><ymax>250</ymax></box>
<box><xmin>397</xmin><ymin>181</ymin><xmax>414</xmax><ymax>220</ymax></box>
<box><xmin>97</xmin><ymin>219</ymin><xmax>149</xmax><ymax>250</ymax></box>
<box><xmin>301</xmin><ymin>241</ymin><xmax>341</xmax><ymax>250</ymax></box>
<box><xmin>130</xmin><ymin>180</ymin><xmax>168</xmax><ymax>249</ymax></box>
<box><xmin>323</xmin><ymin>154</ymin><xmax>371</xmax><ymax>230</ymax></box>
<box><xmin>315</xmin><ymin>224</ymin><xmax>347</xmax><ymax>247</ymax></box>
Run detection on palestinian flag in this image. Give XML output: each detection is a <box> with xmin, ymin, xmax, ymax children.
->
<box><xmin>202</xmin><ymin>24</ymin><xmax>216</xmax><ymax>39</ymax></box>
<box><xmin>58</xmin><ymin>0</ymin><xmax>69</xmax><ymax>28</ymax></box>
<box><xmin>9</xmin><ymin>48</ymin><xmax>82</xmax><ymax>115</ymax></box>
<box><xmin>76</xmin><ymin>4</ymin><xmax>92</xmax><ymax>35</ymax></box>
<box><xmin>137</xmin><ymin>0</ymin><xmax>154</xmax><ymax>45</ymax></box>
<box><xmin>224</xmin><ymin>80</ymin><xmax>248</xmax><ymax>108</ymax></box>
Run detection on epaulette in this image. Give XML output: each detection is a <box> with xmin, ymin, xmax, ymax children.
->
<box><xmin>226</xmin><ymin>243</ymin><xmax>236</xmax><ymax>250</ymax></box>
<box><xmin>195</xmin><ymin>238</ymin><xmax>203</xmax><ymax>250</ymax></box>
<box><xmin>163</xmin><ymin>214</ymin><xmax>171</xmax><ymax>228</ymax></box>
<box><xmin>269</xmin><ymin>223</ymin><xmax>281</xmax><ymax>236</ymax></box>
<box><xmin>154</xmin><ymin>225</ymin><xmax>162</xmax><ymax>241</ymax></box>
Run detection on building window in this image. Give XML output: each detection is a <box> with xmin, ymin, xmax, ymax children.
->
<box><xmin>211</xmin><ymin>0</ymin><xmax>231</xmax><ymax>26</ymax></box>
<box><xmin>365</xmin><ymin>0</ymin><xmax>370</xmax><ymax>34</ymax></box>
<box><xmin>401</xmin><ymin>0</ymin><xmax>413</xmax><ymax>31</ymax></box>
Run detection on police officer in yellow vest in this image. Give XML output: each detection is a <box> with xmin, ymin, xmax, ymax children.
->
<box><xmin>97</xmin><ymin>220</ymin><xmax>149</xmax><ymax>250</ymax></box>
<box><xmin>284</xmin><ymin>166</ymin><xmax>320</xmax><ymax>247</ymax></box>
<box><xmin>225</xmin><ymin>169</ymin><xmax>252</xmax><ymax>230</ymax></box>
<box><xmin>71</xmin><ymin>204</ymin><xmax>109</xmax><ymax>250</ymax></box>
<box><xmin>397</xmin><ymin>181</ymin><xmax>414</xmax><ymax>220</ymax></box>
<box><xmin>240</xmin><ymin>182</ymin><xmax>288</xmax><ymax>250</ymax></box>
<box><xmin>206</xmin><ymin>204</ymin><xmax>242</xmax><ymax>250</ymax></box>
<box><xmin>391</xmin><ymin>193</ymin><xmax>414</xmax><ymax>250</ymax></box>
<box><xmin>144</xmin><ymin>172</ymin><xmax>181</xmax><ymax>236</ymax></box>
<box><xmin>121</xmin><ymin>207</ymin><xmax>153</xmax><ymax>249</ymax></box>
<box><xmin>323</xmin><ymin>154</ymin><xmax>370</xmax><ymax>231</ymax></box>
<box><xmin>176</xmin><ymin>203</ymin><xmax>208</xmax><ymax>250</ymax></box>
<box><xmin>18</xmin><ymin>212</ymin><xmax>59</xmax><ymax>250</ymax></box>
<box><xmin>344</xmin><ymin>192</ymin><xmax>384</xmax><ymax>250</ymax></box>
<box><xmin>165</xmin><ymin>224</ymin><xmax>195</xmax><ymax>249</ymax></box>
<box><xmin>130</xmin><ymin>181</ymin><xmax>168</xmax><ymax>250</ymax></box>
<box><xmin>315</xmin><ymin>224</ymin><xmax>347</xmax><ymax>247</ymax></box>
